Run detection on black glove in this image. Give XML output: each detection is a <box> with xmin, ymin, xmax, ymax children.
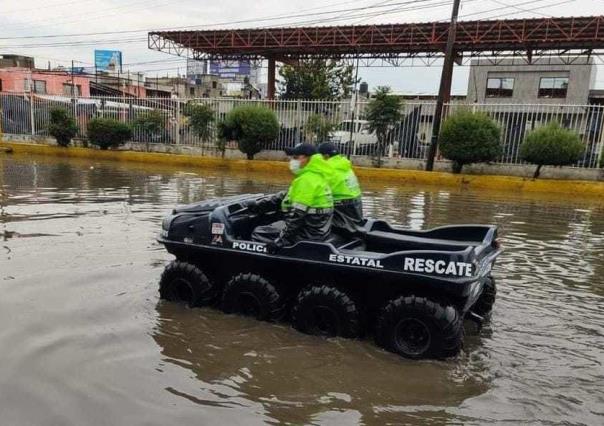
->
<box><xmin>267</xmin><ymin>238</ymin><xmax>285</xmax><ymax>254</ymax></box>
<box><xmin>248</xmin><ymin>198</ymin><xmax>272</xmax><ymax>214</ymax></box>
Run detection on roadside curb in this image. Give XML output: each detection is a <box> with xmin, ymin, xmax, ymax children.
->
<box><xmin>3</xmin><ymin>141</ymin><xmax>604</xmax><ymax>197</ymax></box>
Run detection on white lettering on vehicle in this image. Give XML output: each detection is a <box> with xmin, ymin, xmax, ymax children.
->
<box><xmin>403</xmin><ymin>258</ymin><xmax>473</xmax><ymax>277</ymax></box>
<box><xmin>232</xmin><ymin>241</ymin><xmax>268</xmax><ymax>253</ymax></box>
<box><xmin>328</xmin><ymin>254</ymin><xmax>384</xmax><ymax>269</ymax></box>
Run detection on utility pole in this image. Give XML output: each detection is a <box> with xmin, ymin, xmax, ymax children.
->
<box><xmin>71</xmin><ymin>60</ymin><xmax>75</xmax><ymax>97</ymax></box>
<box><xmin>425</xmin><ymin>0</ymin><xmax>461</xmax><ymax>171</ymax></box>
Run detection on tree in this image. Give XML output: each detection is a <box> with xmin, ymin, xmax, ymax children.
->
<box><xmin>278</xmin><ymin>59</ymin><xmax>356</xmax><ymax>100</ymax></box>
<box><xmin>439</xmin><ymin>110</ymin><xmax>502</xmax><ymax>173</ymax></box>
<box><xmin>520</xmin><ymin>121</ymin><xmax>584</xmax><ymax>178</ymax></box>
<box><xmin>218</xmin><ymin>106</ymin><xmax>279</xmax><ymax>160</ymax></box>
<box><xmin>305</xmin><ymin>114</ymin><xmax>335</xmax><ymax>144</ymax></box>
<box><xmin>87</xmin><ymin>118</ymin><xmax>132</xmax><ymax>150</ymax></box>
<box><xmin>48</xmin><ymin>108</ymin><xmax>78</xmax><ymax>147</ymax></box>
<box><xmin>184</xmin><ymin>103</ymin><xmax>215</xmax><ymax>142</ymax></box>
<box><xmin>366</xmin><ymin>87</ymin><xmax>403</xmax><ymax>165</ymax></box>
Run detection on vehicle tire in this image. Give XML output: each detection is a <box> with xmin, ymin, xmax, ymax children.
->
<box><xmin>472</xmin><ymin>276</ymin><xmax>497</xmax><ymax>318</ymax></box>
<box><xmin>376</xmin><ymin>295</ymin><xmax>463</xmax><ymax>359</ymax></box>
<box><xmin>292</xmin><ymin>285</ymin><xmax>361</xmax><ymax>338</ymax></box>
<box><xmin>221</xmin><ymin>273</ymin><xmax>285</xmax><ymax>321</ymax></box>
<box><xmin>159</xmin><ymin>261</ymin><xmax>214</xmax><ymax>307</ymax></box>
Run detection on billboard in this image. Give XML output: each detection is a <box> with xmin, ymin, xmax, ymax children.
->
<box><xmin>209</xmin><ymin>60</ymin><xmax>251</xmax><ymax>80</ymax></box>
<box><xmin>186</xmin><ymin>58</ymin><xmax>207</xmax><ymax>77</ymax></box>
<box><xmin>94</xmin><ymin>50</ymin><xmax>122</xmax><ymax>72</ymax></box>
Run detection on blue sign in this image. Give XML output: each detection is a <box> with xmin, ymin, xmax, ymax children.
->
<box><xmin>94</xmin><ymin>50</ymin><xmax>122</xmax><ymax>72</ymax></box>
<box><xmin>209</xmin><ymin>60</ymin><xmax>251</xmax><ymax>80</ymax></box>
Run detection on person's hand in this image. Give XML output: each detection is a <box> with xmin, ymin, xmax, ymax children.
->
<box><xmin>267</xmin><ymin>239</ymin><xmax>284</xmax><ymax>254</ymax></box>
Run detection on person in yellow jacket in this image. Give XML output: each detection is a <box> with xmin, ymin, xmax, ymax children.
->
<box><xmin>318</xmin><ymin>142</ymin><xmax>364</xmax><ymax>234</ymax></box>
<box><xmin>250</xmin><ymin>143</ymin><xmax>334</xmax><ymax>250</ymax></box>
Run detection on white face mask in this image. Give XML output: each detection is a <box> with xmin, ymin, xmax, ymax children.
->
<box><xmin>289</xmin><ymin>159</ymin><xmax>302</xmax><ymax>174</ymax></box>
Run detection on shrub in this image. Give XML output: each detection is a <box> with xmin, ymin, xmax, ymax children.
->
<box><xmin>305</xmin><ymin>113</ymin><xmax>335</xmax><ymax>143</ymax></box>
<box><xmin>440</xmin><ymin>110</ymin><xmax>501</xmax><ymax>173</ymax></box>
<box><xmin>134</xmin><ymin>110</ymin><xmax>164</xmax><ymax>135</ymax></box>
<box><xmin>218</xmin><ymin>105</ymin><xmax>279</xmax><ymax>159</ymax></box>
<box><xmin>185</xmin><ymin>103</ymin><xmax>215</xmax><ymax>142</ymax></box>
<box><xmin>520</xmin><ymin>122</ymin><xmax>584</xmax><ymax>178</ymax></box>
<box><xmin>48</xmin><ymin>108</ymin><xmax>78</xmax><ymax>147</ymax></box>
<box><xmin>87</xmin><ymin>118</ymin><xmax>132</xmax><ymax>150</ymax></box>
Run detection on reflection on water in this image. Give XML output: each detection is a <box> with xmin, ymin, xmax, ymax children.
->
<box><xmin>1</xmin><ymin>154</ymin><xmax>603</xmax><ymax>425</ymax></box>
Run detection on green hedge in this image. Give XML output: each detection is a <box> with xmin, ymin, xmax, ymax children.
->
<box><xmin>439</xmin><ymin>110</ymin><xmax>501</xmax><ymax>173</ymax></box>
<box><xmin>218</xmin><ymin>105</ymin><xmax>279</xmax><ymax>159</ymax></box>
<box><xmin>48</xmin><ymin>108</ymin><xmax>78</xmax><ymax>147</ymax></box>
<box><xmin>520</xmin><ymin>122</ymin><xmax>584</xmax><ymax>178</ymax></box>
<box><xmin>87</xmin><ymin>118</ymin><xmax>132</xmax><ymax>150</ymax></box>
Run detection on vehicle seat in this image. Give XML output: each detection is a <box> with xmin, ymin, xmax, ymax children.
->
<box><xmin>365</xmin><ymin>230</ymin><xmax>478</xmax><ymax>252</ymax></box>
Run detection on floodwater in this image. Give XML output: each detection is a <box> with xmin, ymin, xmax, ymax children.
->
<box><xmin>1</xmin><ymin>154</ymin><xmax>603</xmax><ymax>426</ymax></box>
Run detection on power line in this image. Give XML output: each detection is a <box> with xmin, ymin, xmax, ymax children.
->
<box><xmin>488</xmin><ymin>0</ymin><xmax>553</xmax><ymax>17</ymax></box>
<box><xmin>475</xmin><ymin>0</ymin><xmax>576</xmax><ymax>20</ymax></box>
<box><xmin>0</xmin><ymin>0</ymin><xmax>436</xmax><ymax>40</ymax></box>
<box><xmin>4</xmin><ymin>0</ymin><xmax>183</xmax><ymax>32</ymax></box>
<box><xmin>4</xmin><ymin>0</ymin><xmax>97</xmax><ymax>14</ymax></box>
<box><xmin>1</xmin><ymin>1</ymin><xmax>458</xmax><ymax>48</ymax></box>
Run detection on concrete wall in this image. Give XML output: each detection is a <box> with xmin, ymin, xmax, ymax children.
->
<box><xmin>467</xmin><ymin>58</ymin><xmax>596</xmax><ymax>105</ymax></box>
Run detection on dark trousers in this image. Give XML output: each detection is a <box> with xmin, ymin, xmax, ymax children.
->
<box><xmin>251</xmin><ymin>221</ymin><xmax>286</xmax><ymax>243</ymax></box>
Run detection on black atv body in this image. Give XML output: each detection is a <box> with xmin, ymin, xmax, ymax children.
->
<box><xmin>157</xmin><ymin>194</ymin><xmax>502</xmax><ymax>359</ymax></box>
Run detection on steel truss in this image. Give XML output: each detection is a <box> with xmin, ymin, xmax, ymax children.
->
<box><xmin>149</xmin><ymin>16</ymin><xmax>604</xmax><ymax>64</ymax></box>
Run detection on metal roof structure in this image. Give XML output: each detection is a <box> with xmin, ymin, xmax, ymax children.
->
<box><xmin>149</xmin><ymin>16</ymin><xmax>604</xmax><ymax>62</ymax></box>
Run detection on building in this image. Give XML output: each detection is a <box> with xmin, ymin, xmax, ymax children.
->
<box><xmin>91</xmin><ymin>72</ymin><xmax>146</xmax><ymax>97</ymax></box>
<box><xmin>466</xmin><ymin>57</ymin><xmax>602</xmax><ymax>167</ymax></box>
<box><xmin>145</xmin><ymin>75</ymin><xmax>224</xmax><ymax>98</ymax></box>
<box><xmin>0</xmin><ymin>54</ymin><xmax>34</xmax><ymax>70</ymax></box>
<box><xmin>467</xmin><ymin>57</ymin><xmax>596</xmax><ymax>105</ymax></box>
<box><xmin>0</xmin><ymin>67</ymin><xmax>91</xmax><ymax>97</ymax></box>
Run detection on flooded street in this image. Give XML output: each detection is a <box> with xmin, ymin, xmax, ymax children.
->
<box><xmin>1</xmin><ymin>154</ymin><xmax>603</xmax><ymax>425</ymax></box>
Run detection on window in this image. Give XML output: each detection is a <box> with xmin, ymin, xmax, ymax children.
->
<box><xmin>539</xmin><ymin>77</ymin><xmax>569</xmax><ymax>98</ymax></box>
<box><xmin>212</xmin><ymin>81</ymin><xmax>217</xmax><ymax>89</ymax></box>
<box><xmin>33</xmin><ymin>80</ymin><xmax>46</xmax><ymax>94</ymax></box>
<box><xmin>62</xmin><ymin>83</ymin><xmax>81</xmax><ymax>96</ymax></box>
<box><xmin>486</xmin><ymin>77</ymin><xmax>514</xmax><ymax>98</ymax></box>
<box><xmin>189</xmin><ymin>87</ymin><xmax>195</xmax><ymax>96</ymax></box>
<box><xmin>0</xmin><ymin>79</ymin><xmax>3</xmax><ymax>92</ymax></box>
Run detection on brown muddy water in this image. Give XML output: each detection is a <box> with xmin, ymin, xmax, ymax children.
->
<box><xmin>1</xmin><ymin>154</ymin><xmax>603</xmax><ymax>426</ymax></box>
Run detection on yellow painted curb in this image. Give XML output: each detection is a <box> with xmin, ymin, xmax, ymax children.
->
<box><xmin>3</xmin><ymin>141</ymin><xmax>604</xmax><ymax>197</ymax></box>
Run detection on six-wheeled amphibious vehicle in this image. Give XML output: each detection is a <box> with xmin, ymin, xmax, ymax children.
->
<box><xmin>158</xmin><ymin>194</ymin><xmax>501</xmax><ymax>359</ymax></box>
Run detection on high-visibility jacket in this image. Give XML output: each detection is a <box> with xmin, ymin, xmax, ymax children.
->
<box><xmin>256</xmin><ymin>154</ymin><xmax>334</xmax><ymax>245</ymax></box>
<box><xmin>326</xmin><ymin>154</ymin><xmax>362</xmax><ymax>202</ymax></box>
<box><xmin>325</xmin><ymin>155</ymin><xmax>364</xmax><ymax>233</ymax></box>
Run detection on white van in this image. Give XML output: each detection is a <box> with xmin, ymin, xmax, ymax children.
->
<box><xmin>329</xmin><ymin>120</ymin><xmax>378</xmax><ymax>154</ymax></box>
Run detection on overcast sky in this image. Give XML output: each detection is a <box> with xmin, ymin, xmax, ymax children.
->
<box><xmin>2</xmin><ymin>0</ymin><xmax>603</xmax><ymax>94</ymax></box>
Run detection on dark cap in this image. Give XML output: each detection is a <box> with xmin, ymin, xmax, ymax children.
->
<box><xmin>317</xmin><ymin>142</ymin><xmax>339</xmax><ymax>157</ymax></box>
<box><xmin>284</xmin><ymin>143</ymin><xmax>317</xmax><ymax>156</ymax></box>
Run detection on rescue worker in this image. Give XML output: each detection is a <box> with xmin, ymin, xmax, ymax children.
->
<box><xmin>317</xmin><ymin>142</ymin><xmax>364</xmax><ymax>234</ymax></box>
<box><xmin>250</xmin><ymin>143</ymin><xmax>334</xmax><ymax>250</ymax></box>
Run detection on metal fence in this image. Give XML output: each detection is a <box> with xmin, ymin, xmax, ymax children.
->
<box><xmin>1</xmin><ymin>92</ymin><xmax>603</xmax><ymax>168</ymax></box>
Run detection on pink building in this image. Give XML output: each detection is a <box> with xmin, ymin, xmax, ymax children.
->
<box><xmin>0</xmin><ymin>68</ymin><xmax>91</xmax><ymax>97</ymax></box>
